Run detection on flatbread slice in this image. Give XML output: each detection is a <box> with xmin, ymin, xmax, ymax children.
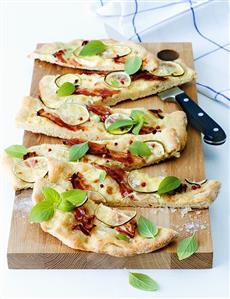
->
<box><xmin>32</xmin><ymin>177</ymin><xmax>178</xmax><ymax>257</ymax></box>
<box><xmin>29</xmin><ymin>39</ymin><xmax>159</xmax><ymax>72</ymax></box>
<box><xmin>16</xmin><ymin>96</ymin><xmax>187</xmax><ymax>147</ymax></box>
<box><xmin>2</xmin><ymin>128</ymin><xmax>181</xmax><ymax>190</ymax></box>
<box><xmin>45</xmin><ymin>158</ymin><xmax>220</xmax><ymax>208</ymax></box>
<box><xmin>39</xmin><ymin>59</ymin><xmax>195</xmax><ymax>107</ymax></box>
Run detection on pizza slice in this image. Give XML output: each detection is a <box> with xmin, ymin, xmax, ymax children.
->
<box><xmin>39</xmin><ymin>58</ymin><xmax>195</xmax><ymax>107</ymax></box>
<box><xmin>31</xmin><ymin>176</ymin><xmax>178</xmax><ymax>257</ymax></box>
<box><xmin>16</xmin><ymin>96</ymin><xmax>187</xmax><ymax>147</ymax></box>
<box><xmin>29</xmin><ymin>39</ymin><xmax>159</xmax><ymax>71</ymax></box>
<box><xmin>3</xmin><ymin>127</ymin><xmax>181</xmax><ymax>190</ymax></box>
<box><xmin>44</xmin><ymin>158</ymin><xmax>220</xmax><ymax>208</ymax></box>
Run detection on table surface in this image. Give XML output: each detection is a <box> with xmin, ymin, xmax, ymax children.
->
<box><xmin>0</xmin><ymin>1</ymin><xmax>229</xmax><ymax>298</ymax></box>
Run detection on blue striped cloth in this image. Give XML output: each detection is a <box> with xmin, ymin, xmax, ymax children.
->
<box><xmin>95</xmin><ymin>0</ymin><xmax>230</xmax><ymax>107</ymax></box>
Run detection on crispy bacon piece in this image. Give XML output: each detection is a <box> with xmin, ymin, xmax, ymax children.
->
<box><xmin>74</xmin><ymin>69</ymin><xmax>109</xmax><ymax>76</ymax></box>
<box><xmin>53</xmin><ymin>49</ymin><xmax>67</xmax><ymax>63</ymax></box>
<box><xmin>70</xmin><ymin>173</ymin><xmax>92</xmax><ymax>190</ymax></box>
<box><xmin>132</xmin><ymin>71</ymin><xmax>167</xmax><ymax>81</ymax></box>
<box><xmin>75</xmin><ymin>88</ymin><xmax>119</xmax><ymax>99</ymax></box>
<box><xmin>87</xmin><ymin>104</ymin><xmax>112</xmax><ymax>122</ymax></box>
<box><xmin>115</xmin><ymin>220</ymin><xmax>136</xmax><ymax>238</ymax></box>
<box><xmin>72</xmin><ymin>206</ymin><xmax>95</xmax><ymax>235</ymax></box>
<box><xmin>23</xmin><ymin>151</ymin><xmax>37</xmax><ymax>160</ymax></box>
<box><xmin>63</xmin><ymin>139</ymin><xmax>143</xmax><ymax>167</ymax></box>
<box><xmin>113</xmin><ymin>56</ymin><xmax>127</xmax><ymax>64</ymax></box>
<box><xmin>37</xmin><ymin>109</ymin><xmax>85</xmax><ymax>131</ymax></box>
<box><xmin>95</xmin><ymin>164</ymin><xmax>133</xmax><ymax>196</ymax></box>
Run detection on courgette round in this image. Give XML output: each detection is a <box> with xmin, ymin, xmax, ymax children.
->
<box><xmin>55</xmin><ymin>74</ymin><xmax>81</xmax><ymax>88</ymax></box>
<box><xmin>152</xmin><ymin>62</ymin><xmax>184</xmax><ymax>77</ymax></box>
<box><xmin>104</xmin><ymin>113</ymin><xmax>133</xmax><ymax>134</ymax></box>
<box><xmin>56</xmin><ymin>101</ymin><xmax>89</xmax><ymax>125</ymax></box>
<box><xmin>104</xmin><ymin>71</ymin><xmax>131</xmax><ymax>88</ymax></box>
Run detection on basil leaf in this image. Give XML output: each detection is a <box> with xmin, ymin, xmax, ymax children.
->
<box><xmin>69</xmin><ymin>143</ymin><xmax>89</xmax><ymax>161</ymax></box>
<box><xmin>42</xmin><ymin>186</ymin><xmax>61</xmax><ymax>205</ymax></box>
<box><xmin>129</xmin><ymin>272</ymin><xmax>158</xmax><ymax>292</ymax></box>
<box><xmin>79</xmin><ymin>40</ymin><xmax>107</xmax><ymax>56</ymax></box>
<box><xmin>56</xmin><ymin>82</ymin><xmax>75</xmax><ymax>97</ymax></box>
<box><xmin>61</xmin><ymin>189</ymin><xmax>87</xmax><ymax>206</ymax></box>
<box><xmin>130</xmin><ymin>110</ymin><xmax>145</xmax><ymax>135</ymax></box>
<box><xmin>107</xmin><ymin>119</ymin><xmax>134</xmax><ymax>131</ymax></box>
<box><xmin>110</xmin><ymin>80</ymin><xmax>120</xmax><ymax>87</ymax></box>
<box><xmin>58</xmin><ymin>199</ymin><xmax>75</xmax><ymax>212</ymax></box>
<box><xmin>116</xmin><ymin>233</ymin><xmax>130</xmax><ymax>242</ymax></box>
<box><xmin>128</xmin><ymin>141</ymin><xmax>152</xmax><ymax>157</ymax></box>
<box><xmin>125</xmin><ymin>56</ymin><xmax>142</xmax><ymax>75</ymax></box>
<box><xmin>99</xmin><ymin>170</ymin><xmax>107</xmax><ymax>182</ymax></box>
<box><xmin>177</xmin><ymin>233</ymin><xmax>199</xmax><ymax>260</ymax></box>
<box><xmin>157</xmin><ymin>176</ymin><xmax>181</xmax><ymax>195</ymax></box>
<box><xmin>137</xmin><ymin>215</ymin><xmax>158</xmax><ymax>238</ymax></box>
<box><xmin>29</xmin><ymin>200</ymin><xmax>55</xmax><ymax>223</ymax></box>
<box><xmin>5</xmin><ymin>144</ymin><xmax>28</xmax><ymax>158</ymax></box>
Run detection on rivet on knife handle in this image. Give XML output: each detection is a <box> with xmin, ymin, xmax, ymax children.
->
<box><xmin>175</xmin><ymin>92</ymin><xmax>226</xmax><ymax>145</ymax></box>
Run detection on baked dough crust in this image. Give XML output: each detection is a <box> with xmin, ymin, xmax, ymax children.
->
<box><xmin>32</xmin><ymin>177</ymin><xmax>178</xmax><ymax>257</ymax></box>
<box><xmin>16</xmin><ymin>96</ymin><xmax>187</xmax><ymax>147</ymax></box>
<box><xmin>46</xmin><ymin>158</ymin><xmax>220</xmax><ymax>209</ymax></box>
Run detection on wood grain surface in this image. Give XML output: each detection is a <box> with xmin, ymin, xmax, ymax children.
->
<box><xmin>7</xmin><ymin>43</ymin><xmax>213</xmax><ymax>269</ymax></box>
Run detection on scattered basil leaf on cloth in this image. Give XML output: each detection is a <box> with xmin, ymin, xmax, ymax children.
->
<box><xmin>79</xmin><ymin>40</ymin><xmax>107</xmax><ymax>56</ymax></box>
<box><xmin>107</xmin><ymin>119</ymin><xmax>134</xmax><ymax>131</ymax></box>
<box><xmin>42</xmin><ymin>186</ymin><xmax>61</xmax><ymax>205</ymax></box>
<box><xmin>130</xmin><ymin>110</ymin><xmax>146</xmax><ymax>135</ymax></box>
<box><xmin>129</xmin><ymin>272</ymin><xmax>158</xmax><ymax>292</ymax></box>
<box><xmin>69</xmin><ymin>143</ymin><xmax>89</xmax><ymax>161</ymax></box>
<box><xmin>128</xmin><ymin>141</ymin><xmax>152</xmax><ymax>157</ymax></box>
<box><xmin>116</xmin><ymin>233</ymin><xmax>130</xmax><ymax>241</ymax></box>
<box><xmin>29</xmin><ymin>200</ymin><xmax>55</xmax><ymax>223</ymax></box>
<box><xmin>125</xmin><ymin>56</ymin><xmax>142</xmax><ymax>75</ymax></box>
<box><xmin>5</xmin><ymin>145</ymin><xmax>28</xmax><ymax>158</ymax></box>
<box><xmin>56</xmin><ymin>82</ymin><xmax>75</xmax><ymax>97</ymax></box>
<box><xmin>137</xmin><ymin>215</ymin><xmax>158</xmax><ymax>238</ymax></box>
<box><xmin>157</xmin><ymin>176</ymin><xmax>181</xmax><ymax>195</ymax></box>
<box><xmin>177</xmin><ymin>233</ymin><xmax>199</xmax><ymax>260</ymax></box>
<box><xmin>61</xmin><ymin>189</ymin><xmax>87</xmax><ymax>206</ymax></box>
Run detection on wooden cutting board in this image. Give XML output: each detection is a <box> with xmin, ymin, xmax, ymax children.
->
<box><xmin>7</xmin><ymin>43</ymin><xmax>213</xmax><ymax>269</ymax></box>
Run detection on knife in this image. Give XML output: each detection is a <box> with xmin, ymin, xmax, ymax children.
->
<box><xmin>158</xmin><ymin>87</ymin><xmax>226</xmax><ymax>145</ymax></box>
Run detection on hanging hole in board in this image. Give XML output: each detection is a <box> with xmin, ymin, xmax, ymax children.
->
<box><xmin>157</xmin><ymin>49</ymin><xmax>179</xmax><ymax>61</ymax></box>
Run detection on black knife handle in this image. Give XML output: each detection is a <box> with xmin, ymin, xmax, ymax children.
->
<box><xmin>175</xmin><ymin>92</ymin><xmax>226</xmax><ymax>145</ymax></box>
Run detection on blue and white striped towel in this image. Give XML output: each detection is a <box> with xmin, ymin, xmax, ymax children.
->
<box><xmin>94</xmin><ymin>0</ymin><xmax>230</xmax><ymax>107</ymax></box>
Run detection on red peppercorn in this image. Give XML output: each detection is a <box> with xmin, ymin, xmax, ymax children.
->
<box><xmin>141</xmin><ymin>182</ymin><xmax>146</xmax><ymax>187</ymax></box>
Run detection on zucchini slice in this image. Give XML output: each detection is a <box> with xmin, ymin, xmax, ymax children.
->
<box><xmin>128</xmin><ymin>170</ymin><xmax>164</xmax><ymax>193</ymax></box>
<box><xmin>102</xmin><ymin>45</ymin><xmax>131</xmax><ymax>58</ymax></box>
<box><xmin>152</xmin><ymin>62</ymin><xmax>184</xmax><ymax>77</ymax></box>
<box><xmin>55</xmin><ymin>74</ymin><xmax>81</xmax><ymax>88</ymax></box>
<box><xmin>185</xmin><ymin>178</ymin><xmax>207</xmax><ymax>186</ymax></box>
<box><xmin>105</xmin><ymin>71</ymin><xmax>131</xmax><ymax>88</ymax></box>
<box><xmin>105</xmin><ymin>113</ymin><xmax>133</xmax><ymax>134</ymax></box>
<box><xmin>95</xmin><ymin>203</ymin><xmax>136</xmax><ymax>227</ymax></box>
<box><xmin>56</xmin><ymin>101</ymin><xmax>89</xmax><ymax>125</ymax></box>
<box><xmin>144</xmin><ymin>141</ymin><xmax>165</xmax><ymax>158</ymax></box>
<box><xmin>87</xmin><ymin>190</ymin><xmax>107</xmax><ymax>203</ymax></box>
<box><xmin>14</xmin><ymin>157</ymin><xmax>48</xmax><ymax>183</ymax></box>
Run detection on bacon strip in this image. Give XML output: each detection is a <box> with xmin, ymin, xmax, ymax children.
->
<box><xmin>37</xmin><ymin>109</ymin><xmax>85</xmax><ymax>131</ymax></box>
<box><xmin>23</xmin><ymin>151</ymin><xmax>37</xmax><ymax>160</ymax></box>
<box><xmin>132</xmin><ymin>71</ymin><xmax>167</xmax><ymax>81</ymax></box>
<box><xmin>94</xmin><ymin>164</ymin><xmax>133</xmax><ymax>196</ymax></box>
<box><xmin>53</xmin><ymin>50</ymin><xmax>67</xmax><ymax>63</ymax></box>
<box><xmin>115</xmin><ymin>220</ymin><xmax>136</xmax><ymax>238</ymax></box>
<box><xmin>87</xmin><ymin>104</ymin><xmax>112</xmax><ymax>122</ymax></box>
<box><xmin>75</xmin><ymin>88</ymin><xmax>119</xmax><ymax>99</ymax></box>
<box><xmin>63</xmin><ymin>139</ymin><xmax>143</xmax><ymax>167</ymax></box>
<box><xmin>72</xmin><ymin>206</ymin><xmax>95</xmax><ymax>235</ymax></box>
<box><xmin>70</xmin><ymin>173</ymin><xmax>92</xmax><ymax>190</ymax></box>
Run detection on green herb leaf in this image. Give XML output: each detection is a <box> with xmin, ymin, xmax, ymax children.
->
<box><xmin>124</xmin><ymin>56</ymin><xmax>142</xmax><ymax>75</ymax></box>
<box><xmin>116</xmin><ymin>233</ymin><xmax>130</xmax><ymax>242</ymax></box>
<box><xmin>58</xmin><ymin>199</ymin><xmax>75</xmax><ymax>212</ymax></box>
<box><xmin>137</xmin><ymin>215</ymin><xmax>158</xmax><ymax>238</ymax></box>
<box><xmin>79</xmin><ymin>40</ymin><xmax>107</xmax><ymax>56</ymax></box>
<box><xmin>61</xmin><ymin>189</ymin><xmax>87</xmax><ymax>206</ymax></box>
<box><xmin>69</xmin><ymin>143</ymin><xmax>89</xmax><ymax>161</ymax></box>
<box><xmin>110</xmin><ymin>80</ymin><xmax>120</xmax><ymax>87</ymax></box>
<box><xmin>157</xmin><ymin>176</ymin><xmax>181</xmax><ymax>195</ymax></box>
<box><xmin>42</xmin><ymin>186</ymin><xmax>61</xmax><ymax>205</ymax></box>
<box><xmin>29</xmin><ymin>200</ymin><xmax>55</xmax><ymax>223</ymax></box>
<box><xmin>129</xmin><ymin>272</ymin><xmax>158</xmax><ymax>292</ymax></box>
<box><xmin>107</xmin><ymin>119</ymin><xmax>134</xmax><ymax>131</ymax></box>
<box><xmin>56</xmin><ymin>82</ymin><xmax>75</xmax><ymax>97</ymax></box>
<box><xmin>177</xmin><ymin>233</ymin><xmax>199</xmax><ymax>260</ymax></box>
<box><xmin>99</xmin><ymin>170</ymin><xmax>107</xmax><ymax>182</ymax></box>
<box><xmin>5</xmin><ymin>144</ymin><xmax>28</xmax><ymax>158</ymax></box>
<box><xmin>130</xmin><ymin>110</ymin><xmax>146</xmax><ymax>135</ymax></box>
<box><xmin>128</xmin><ymin>141</ymin><xmax>152</xmax><ymax>157</ymax></box>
